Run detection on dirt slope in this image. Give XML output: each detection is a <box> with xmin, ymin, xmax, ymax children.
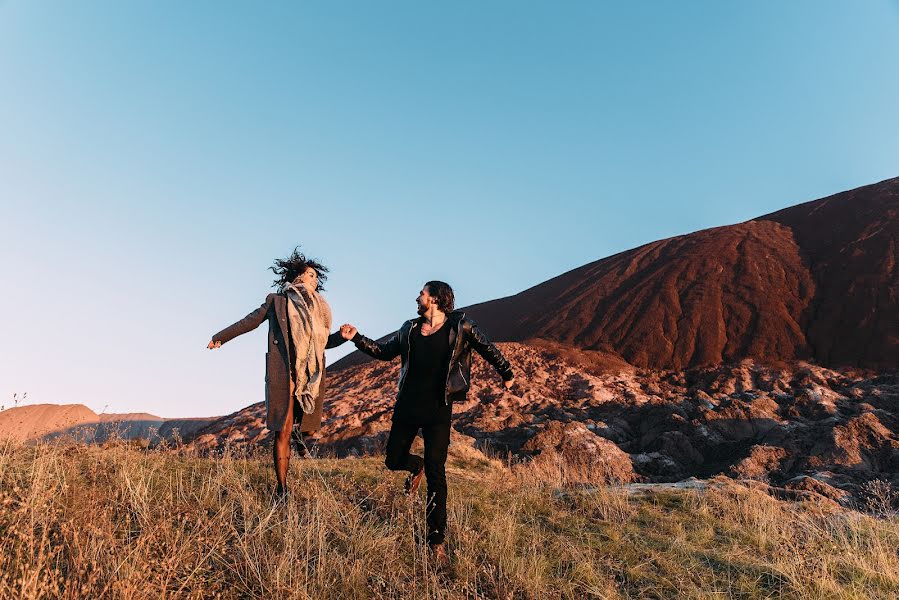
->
<box><xmin>335</xmin><ymin>176</ymin><xmax>897</xmax><ymax>371</ymax></box>
<box><xmin>0</xmin><ymin>404</ymin><xmax>217</xmax><ymax>444</ymax></box>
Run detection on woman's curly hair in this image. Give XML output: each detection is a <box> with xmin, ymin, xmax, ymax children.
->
<box><xmin>270</xmin><ymin>247</ymin><xmax>329</xmax><ymax>292</ymax></box>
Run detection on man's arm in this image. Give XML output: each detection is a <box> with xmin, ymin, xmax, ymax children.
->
<box><xmin>344</xmin><ymin>325</ymin><xmax>403</xmax><ymax>361</ymax></box>
<box><xmin>208</xmin><ymin>295</ymin><xmax>273</xmax><ymax>349</ymax></box>
<box><xmin>467</xmin><ymin>320</ymin><xmax>514</xmax><ymax>384</ymax></box>
<box><xmin>326</xmin><ymin>331</ymin><xmax>349</xmax><ymax>349</ymax></box>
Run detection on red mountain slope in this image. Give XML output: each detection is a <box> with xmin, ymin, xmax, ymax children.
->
<box><xmin>336</xmin><ymin>176</ymin><xmax>897</xmax><ymax>371</ymax></box>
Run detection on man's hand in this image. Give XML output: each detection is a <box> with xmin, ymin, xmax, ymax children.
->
<box><xmin>339</xmin><ymin>324</ymin><xmax>358</xmax><ymax>340</ymax></box>
<box><xmin>207</xmin><ymin>340</ymin><xmax>222</xmax><ymax>350</ymax></box>
<box><xmin>503</xmin><ymin>378</ymin><xmax>515</xmax><ymax>390</ymax></box>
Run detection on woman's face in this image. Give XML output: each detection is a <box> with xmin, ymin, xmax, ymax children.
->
<box><xmin>296</xmin><ymin>267</ymin><xmax>319</xmax><ymax>292</ymax></box>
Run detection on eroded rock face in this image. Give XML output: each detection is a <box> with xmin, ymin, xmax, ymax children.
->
<box><xmin>184</xmin><ymin>343</ymin><xmax>899</xmax><ymax>503</ymax></box>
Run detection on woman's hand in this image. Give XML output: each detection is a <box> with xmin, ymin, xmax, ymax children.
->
<box><xmin>207</xmin><ymin>340</ymin><xmax>222</xmax><ymax>349</ymax></box>
<box><xmin>339</xmin><ymin>324</ymin><xmax>358</xmax><ymax>340</ymax></box>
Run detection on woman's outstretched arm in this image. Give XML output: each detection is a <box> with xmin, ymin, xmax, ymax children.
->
<box><xmin>207</xmin><ymin>294</ymin><xmax>274</xmax><ymax>348</ymax></box>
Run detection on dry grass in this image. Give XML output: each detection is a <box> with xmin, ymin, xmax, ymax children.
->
<box><xmin>1</xmin><ymin>440</ymin><xmax>897</xmax><ymax>599</ymax></box>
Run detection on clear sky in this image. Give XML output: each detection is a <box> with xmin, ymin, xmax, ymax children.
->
<box><xmin>2</xmin><ymin>1</ymin><xmax>898</xmax><ymax>418</ymax></box>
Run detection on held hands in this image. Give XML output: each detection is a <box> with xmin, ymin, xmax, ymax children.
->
<box><xmin>339</xmin><ymin>324</ymin><xmax>358</xmax><ymax>340</ymax></box>
<box><xmin>503</xmin><ymin>378</ymin><xmax>515</xmax><ymax>390</ymax></box>
<box><xmin>207</xmin><ymin>340</ymin><xmax>222</xmax><ymax>350</ymax></box>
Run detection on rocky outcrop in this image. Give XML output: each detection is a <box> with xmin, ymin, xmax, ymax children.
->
<box><xmin>783</xmin><ymin>476</ymin><xmax>853</xmax><ymax>504</ymax></box>
<box><xmin>522</xmin><ymin>421</ymin><xmax>636</xmax><ymax>483</ymax></box>
<box><xmin>186</xmin><ymin>403</ymin><xmax>268</xmax><ymax>452</ymax></box>
<box><xmin>728</xmin><ymin>445</ymin><xmax>789</xmax><ymax>480</ymax></box>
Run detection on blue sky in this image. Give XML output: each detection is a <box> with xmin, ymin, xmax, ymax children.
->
<box><xmin>2</xmin><ymin>1</ymin><xmax>898</xmax><ymax>418</ymax></box>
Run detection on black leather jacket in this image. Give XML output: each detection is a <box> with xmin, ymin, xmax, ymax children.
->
<box><xmin>353</xmin><ymin>311</ymin><xmax>514</xmax><ymax>404</ymax></box>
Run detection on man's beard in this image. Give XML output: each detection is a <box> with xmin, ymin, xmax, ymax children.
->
<box><xmin>416</xmin><ymin>303</ymin><xmax>427</xmax><ymax>315</ymax></box>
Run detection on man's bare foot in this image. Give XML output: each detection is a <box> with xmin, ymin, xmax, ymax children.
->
<box><xmin>429</xmin><ymin>543</ymin><xmax>449</xmax><ymax>568</ymax></box>
<box><xmin>404</xmin><ymin>466</ymin><xmax>425</xmax><ymax>495</ymax></box>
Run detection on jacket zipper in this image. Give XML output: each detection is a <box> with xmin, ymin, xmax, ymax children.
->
<box><xmin>443</xmin><ymin>312</ymin><xmax>466</xmax><ymax>405</ymax></box>
<box><xmin>398</xmin><ymin>321</ymin><xmax>415</xmax><ymax>395</ymax></box>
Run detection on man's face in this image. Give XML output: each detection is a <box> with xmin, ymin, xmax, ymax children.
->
<box><xmin>416</xmin><ymin>286</ymin><xmax>435</xmax><ymax>315</ymax></box>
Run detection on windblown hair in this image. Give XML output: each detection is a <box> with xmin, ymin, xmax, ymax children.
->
<box><xmin>425</xmin><ymin>280</ymin><xmax>455</xmax><ymax>313</ymax></box>
<box><xmin>270</xmin><ymin>247</ymin><xmax>329</xmax><ymax>292</ymax></box>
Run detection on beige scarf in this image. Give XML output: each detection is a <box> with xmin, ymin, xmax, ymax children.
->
<box><xmin>284</xmin><ymin>283</ymin><xmax>332</xmax><ymax>414</ymax></box>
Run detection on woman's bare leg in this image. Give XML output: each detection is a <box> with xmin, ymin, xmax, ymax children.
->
<box><xmin>272</xmin><ymin>400</ymin><xmax>294</xmax><ymax>498</ymax></box>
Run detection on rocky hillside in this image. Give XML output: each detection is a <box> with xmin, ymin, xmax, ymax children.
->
<box><xmin>336</xmin><ymin>176</ymin><xmax>898</xmax><ymax>371</ymax></box>
<box><xmin>0</xmin><ymin>404</ymin><xmax>217</xmax><ymax>444</ymax></box>
<box><xmin>185</xmin><ymin>343</ymin><xmax>898</xmax><ymax>503</ymax></box>
<box><xmin>180</xmin><ymin>177</ymin><xmax>899</xmax><ymax>506</ymax></box>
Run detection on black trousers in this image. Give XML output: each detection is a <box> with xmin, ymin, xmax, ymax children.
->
<box><xmin>384</xmin><ymin>419</ymin><xmax>451</xmax><ymax>545</ymax></box>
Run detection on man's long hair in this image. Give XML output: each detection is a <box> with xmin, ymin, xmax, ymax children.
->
<box><xmin>270</xmin><ymin>247</ymin><xmax>329</xmax><ymax>292</ymax></box>
<box><xmin>425</xmin><ymin>280</ymin><xmax>455</xmax><ymax>313</ymax></box>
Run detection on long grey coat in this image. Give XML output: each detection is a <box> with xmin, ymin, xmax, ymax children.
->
<box><xmin>212</xmin><ymin>293</ymin><xmax>346</xmax><ymax>432</ymax></box>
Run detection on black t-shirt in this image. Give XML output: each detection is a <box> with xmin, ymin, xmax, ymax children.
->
<box><xmin>394</xmin><ymin>323</ymin><xmax>452</xmax><ymax>424</ymax></box>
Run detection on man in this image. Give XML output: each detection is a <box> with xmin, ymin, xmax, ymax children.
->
<box><xmin>341</xmin><ymin>281</ymin><xmax>514</xmax><ymax>565</ymax></box>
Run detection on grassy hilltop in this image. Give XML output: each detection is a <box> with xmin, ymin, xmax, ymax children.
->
<box><xmin>1</xmin><ymin>441</ymin><xmax>898</xmax><ymax>599</ymax></box>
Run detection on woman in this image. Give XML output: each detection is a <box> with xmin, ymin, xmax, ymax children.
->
<box><xmin>207</xmin><ymin>248</ymin><xmax>354</xmax><ymax>499</ymax></box>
